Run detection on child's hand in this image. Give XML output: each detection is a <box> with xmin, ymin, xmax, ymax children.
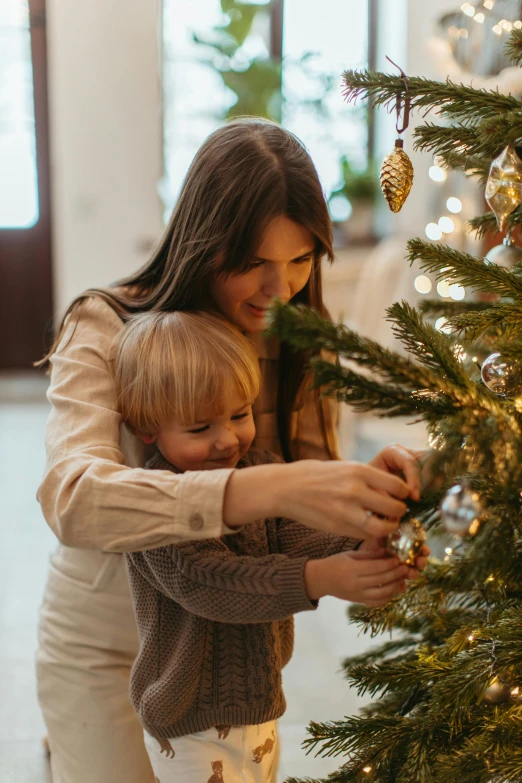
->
<box><xmin>304</xmin><ymin>549</ymin><xmax>409</xmax><ymax>607</ymax></box>
<box><xmin>358</xmin><ymin>536</ymin><xmax>430</xmax><ymax>580</ymax></box>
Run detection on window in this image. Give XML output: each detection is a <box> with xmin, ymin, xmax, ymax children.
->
<box><xmin>0</xmin><ymin>0</ymin><xmax>39</xmax><ymax>228</ymax></box>
<box><xmin>162</xmin><ymin>0</ymin><xmax>370</xmax><ymax>219</ymax></box>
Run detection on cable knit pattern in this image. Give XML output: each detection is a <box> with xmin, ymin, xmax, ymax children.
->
<box><xmin>126</xmin><ymin>448</ymin><xmax>361</xmax><ymax>740</ymax></box>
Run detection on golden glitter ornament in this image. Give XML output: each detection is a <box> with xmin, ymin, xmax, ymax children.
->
<box><xmin>380</xmin><ymin>139</ymin><xmax>414</xmax><ymax>213</ymax></box>
<box><xmin>379</xmin><ymin>56</ymin><xmax>414</xmax><ymax>213</ymax></box>
<box><xmin>485</xmin><ymin>144</ymin><xmax>522</xmax><ymax>232</ymax></box>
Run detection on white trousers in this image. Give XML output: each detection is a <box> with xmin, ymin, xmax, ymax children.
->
<box><xmin>144</xmin><ymin>722</ymin><xmax>279</xmax><ymax>783</ymax></box>
<box><xmin>36</xmin><ymin>546</ymin><xmax>156</xmax><ymax>783</ymax></box>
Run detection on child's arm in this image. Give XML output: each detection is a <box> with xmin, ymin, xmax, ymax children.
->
<box><xmin>304</xmin><ymin>547</ymin><xmax>410</xmax><ymax>607</ymax></box>
<box><xmin>126</xmin><ymin>538</ymin><xmax>316</xmax><ymax>624</ymax></box>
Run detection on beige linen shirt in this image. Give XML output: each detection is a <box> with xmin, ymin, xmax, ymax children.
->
<box><xmin>37</xmin><ymin>297</ymin><xmax>340</xmax><ymax>553</ymax></box>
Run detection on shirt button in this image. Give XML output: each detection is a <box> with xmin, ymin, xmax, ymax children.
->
<box><xmin>189</xmin><ymin>512</ymin><xmax>204</xmax><ymax>531</ymax></box>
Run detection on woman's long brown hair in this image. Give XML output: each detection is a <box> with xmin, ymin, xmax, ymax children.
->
<box><xmin>39</xmin><ymin>118</ymin><xmax>335</xmax><ymax>461</ymax></box>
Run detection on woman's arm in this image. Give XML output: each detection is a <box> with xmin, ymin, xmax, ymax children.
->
<box><xmin>38</xmin><ymin>298</ymin><xmax>236</xmax><ymax>552</ymax></box>
<box><xmin>127</xmin><ymin>539</ymin><xmax>316</xmax><ymax>624</ymax></box>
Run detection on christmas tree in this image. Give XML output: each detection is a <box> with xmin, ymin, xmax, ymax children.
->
<box><xmin>272</xmin><ymin>28</ymin><xmax>522</xmax><ymax>783</ymax></box>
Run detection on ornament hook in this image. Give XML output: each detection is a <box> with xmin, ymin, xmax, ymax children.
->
<box><xmin>385</xmin><ymin>55</ymin><xmax>411</xmax><ymax>136</ymax></box>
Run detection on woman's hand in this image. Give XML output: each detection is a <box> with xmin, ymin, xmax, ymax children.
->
<box><xmin>304</xmin><ymin>549</ymin><xmax>409</xmax><ymax>607</ymax></box>
<box><xmin>369</xmin><ymin>444</ymin><xmax>423</xmax><ymax>501</ymax></box>
<box><xmin>223</xmin><ymin>459</ymin><xmax>411</xmax><ymax>539</ymax></box>
<box><xmin>358</xmin><ymin>536</ymin><xmax>430</xmax><ymax>580</ymax></box>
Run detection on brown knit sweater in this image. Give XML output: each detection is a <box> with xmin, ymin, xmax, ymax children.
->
<box><xmin>125</xmin><ymin>449</ymin><xmax>360</xmax><ymax>740</ymax></box>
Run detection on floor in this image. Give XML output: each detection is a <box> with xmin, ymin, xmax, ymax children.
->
<box><xmin>0</xmin><ymin>372</ymin><xmax>426</xmax><ymax>783</ymax></box>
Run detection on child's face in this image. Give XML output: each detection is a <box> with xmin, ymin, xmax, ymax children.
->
<box><xmin>145</xmin><ymin>387</ymin><xmax>256</xmax><ymax>472</ymax></box>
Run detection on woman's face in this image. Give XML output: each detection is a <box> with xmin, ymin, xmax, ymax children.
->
<box><xmin>210</xmin><ymin>215</ymin><xmax>316</xmax><ymax>333</ymax></box>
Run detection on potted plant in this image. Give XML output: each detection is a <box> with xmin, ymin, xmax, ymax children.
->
<box><xmin>329</xmin><ymin>156</ymin><xmax>379</xmax><ymax>246</ymax></box>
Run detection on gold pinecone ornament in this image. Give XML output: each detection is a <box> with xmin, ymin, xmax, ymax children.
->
<box><xmin>380</xmin><ymin>138</ymin><xmax>414</xmax><ymax>213</ymax></box>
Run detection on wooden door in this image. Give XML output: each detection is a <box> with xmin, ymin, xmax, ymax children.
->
<box><xmin>0</xmin><ymin>0</ymin><xmax>52</xmax><ymax>369</ymax></box>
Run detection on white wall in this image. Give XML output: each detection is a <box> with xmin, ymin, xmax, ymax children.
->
<box><xmin>45</xmin><ymin>0</ymin><xmax>455</xmax><ymax>318</ymax></box>
<box><xmin>46</xmin><ymin>0</ymin><xmax>164</xmax><ymax>317</ymax></box>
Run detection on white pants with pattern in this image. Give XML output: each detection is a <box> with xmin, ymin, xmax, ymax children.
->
<box><xmin>143</xmin><ymin>721</ymin><xmax>279</xmax><ymax>783</ymax></box>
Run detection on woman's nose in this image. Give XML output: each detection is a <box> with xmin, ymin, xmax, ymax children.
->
<box><xmin>261</xmin><ymin>267</ymin><xmax>291</xmax><ymax>301</ymax></box>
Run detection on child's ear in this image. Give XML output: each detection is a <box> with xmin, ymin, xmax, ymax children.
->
<box><xmin>137</xmin><ymin>433</ymin><xmax>157</xmax><ymax>445</ymax></box>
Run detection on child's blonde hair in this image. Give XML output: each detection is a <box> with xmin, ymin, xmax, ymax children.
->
<box><xmin>113</xmin><ymin>311</ymin><xmax>261</xmax><ymax>435</ymax></box>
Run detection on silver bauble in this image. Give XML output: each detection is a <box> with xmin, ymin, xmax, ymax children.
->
<box><xmin>481</xmin><ymin>677</ymin><xmax>512</xmax><ymax>705</ymax></box>
<box><xmin>440</xmin><ymin>484</ymin><xmax>482</xmax><ymax>537</ymax></box>
<box><xmin>481</xmin><ymin>352</ymin><xmax>522</xmax><ymax>396</ymax></box>
<box><xmin>485</xmin><ymin>236</ymin><xmax>522</xmax><ymax>269</ymax></box>
<box><xmin>386</xmin><ymin>518</ymin><xmax>427</xmax><ymax>566</ymax></box>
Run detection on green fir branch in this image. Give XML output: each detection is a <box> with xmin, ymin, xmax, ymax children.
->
<box><xmin>342</xmin><ymin>71</ymin><xmax>520</xmax><ymax>121</ymax></box>
<box><xmin>407</xmin><ymin>238</ymin><xmax>522</xmax><ymax>299</ymax></box>
<box><xmin>418</xmin><ymin>299</ymin><xmax>490</xmax><ymax>319</ymax></box>
<box><xmin>505</xmin><ymin>28</ymin><xmax>522</xmax><ymax>65</ymax></box>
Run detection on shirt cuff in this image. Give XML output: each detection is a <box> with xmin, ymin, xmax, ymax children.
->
<box><xmin>176</xmin><ymin>468</ymin><xmax>235</xmax><ymax>539</ymax></box>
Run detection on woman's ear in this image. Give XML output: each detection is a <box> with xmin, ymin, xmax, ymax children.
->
<box><xmin>137</xmin><ymin>433</ymin><xmax>157</xmax><ymax>445</ymax></box>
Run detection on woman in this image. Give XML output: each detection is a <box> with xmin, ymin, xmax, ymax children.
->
<box><xmin>36</xmin><ymin>118</ymin><xmax>422</xmax><ymax>783</ymax></box>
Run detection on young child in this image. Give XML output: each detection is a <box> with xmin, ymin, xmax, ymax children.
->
<box><xmin>112</xmin><ymin>310</ymin><xmax>410</xmax><ymax>783</ymax></box>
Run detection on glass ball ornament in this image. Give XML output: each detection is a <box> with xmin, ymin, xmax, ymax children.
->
<box><xmin>481</xmin><ymin>676</ymin><xmax>512</xmax><ymax>705</ymax></box>
<box><xmin>440</xmin><ymin>484</ymin><xmax>482</xmax><ymax>537</ymax></box>
<box><xmin>481</xmin><ymin>352</ymin><xmax>522</xmax><ymax>396</ymax></box>
<box><xmin>485</xmin><ymin>144</ymin><xmax>522</xmax><ymax>232</ymax></box>
<box><xmin>484</xmin><ymin>236</ymin><xmax>522</xmax><ymax>269</ymax></box>
<box><xmin>386</xmin><ymin>518</ymin><xmax>427</xmax><ymax>566</ymax></box>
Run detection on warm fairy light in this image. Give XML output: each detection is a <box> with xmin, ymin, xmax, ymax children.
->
<box><xmin>363</xmin><ymin>766</ymin><xmax>373</xmax><ymax>774</ymax></box>
<box><xmin>486</xmin><ymin>575</ymin><xmax>495</xmax><ymax>582</ymax></box>
<box><xmin>437</xmin><ymin>280</ymin><xmax>451</xmax><ymax>298</ymax></box>
<box><xmin>501</xmin><ymin>19</ymin><xmax>513</xmax><ymax>30</ymax></box>
<box><xmin>462</xmin><ymin>3</ymin><xmax>476</xmax><ymax>16</ymax></box>
<box><xmin>483</xmin><ymin>0</ymin><xmax>494</xmax><ymax>7</ymax></box>
<box><xmin>469</xmin><ymin>519</ymin><xmax>480</xmax><ymax>536</ymax></box>
<box><xmin>450</xmin><ymin>283</ymin><xmax>466</xmax><ymax>301</ymax></box>
<box><xmin>439</xmin><ymin>216</ymin><xmax>455</xmax><ymax>233</ymax></box>
<box><xmin>426</xmin><ymin>222</ymin><xmax>443</xmax><ymax>241</ymax></box>
<box><xmin>468</xmin><ymin>634</ymin><xmax>475</xmax><ymax>642</ymax></box>
<box><xmin>429</xmin><ymin>165</ymin><xmax>447</xmax><ymax>182</ymax></box>
<box><xmin>454</xmin><ymin>344</ymin><xmax>467</xmax><ymax>361</ymax></box>
<box><xmin>472</xmin><ymin>356</ymin><xmax>478</xmax><ymax>362</ymax></box>
<box><xmin>492</xmin><ymin>24</ymin><xmax>502</xmax><ymax>34</ymax></box>
<box><xmin>414</xmin><ymin>275</ymin><xmax>432</xmax><ymax>294</ymax></box>
<box><xmin>459</xmin><ymin>27</ymin><xmax>469</xmax><ymax>38</ymax></box>
<box><xmin>512</xmin><ymin>687</ymin><xmax>520</xmax><ymax>696</ymax></box>
<box><xmin>447</xmin><ymin>197</ymin><xmax>463</xmax><ymax>213</ymax></box>
<box><xmin>474</xmin><ymin>11</ymin><xmax>485</xmax><ymax>22</ymax></box>
<box><xmin>448</xmin><ymin>25</ymin><xmax>460</xmax><ymax>37</ymax></box>
<box><xmin>515</xmin><ymin>20</ymin><xmax>522</xmax><ymax>29</ymax></box>
<box><xmin>445</xmin><ymin>547</ymin><xmax>453</xmax><ymax>555</ymax></box>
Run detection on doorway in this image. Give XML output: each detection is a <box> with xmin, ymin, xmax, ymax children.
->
<box><xmin>0</xmin><ymin>0</ymin><xmax>52</xmax><ymax>369</ymax></box>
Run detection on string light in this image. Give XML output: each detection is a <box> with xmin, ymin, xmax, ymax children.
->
<box><xmin>492</xmin><ymin>24</ymin><xmax>502</xmax><ymax>34</ymax></box>
<box><xmin>474</xmin><ymin>11</ymin><xmax>485</xmax><ymax>22</ymax></box>
<box><xmin>501</xmin><ymin>19</ymin><xmax>513</xmax><ymax>30</ymax></box>
<box><xmin>426</xmin><ymin>222</ymin><xmax>443</xmax><ymax>240</ymax></box>
<box><xmin>454</xmin><ymin>344</ymin><xmax>467</xmax><ymax>360</ymax></box>
<box><xmin>459</xmin><ymin>27</ymin><xmax>469</xmax><ymax>38</ymax></box>
<box><xmin>446</xmin><ymin>197</ymin><xmax>463</xmax><ymax>213</ymax></box>
<box><xmin>448</xmin><ymin>25</ymin><xmax>460</xmax><ymax>37</ymax></box>
<box><xmin>437</xmin><ymin>280</ymin><xmax>451</xmax><ymax>298</ymax></box>
<box><xmin>512</xmin><ymin>687</ymin><xmax>520</xmax><ymax>696</ymax></box>
<box><xmin>439</xmin><ymin>216</ymin><xmax>455</xmax><ymax>233</ymax></box>
<box><xmin>414</xmin><ymin>275</ymin><xmax>432</xmax><ymax>294</ymax></box>
<box><xmin>468</xmin><ymin>634</ymin><xmax>475</xmax><ymax>642</ymax></box>
<box><xmin>515</xmin><ymin>21</ymin><xmax>522</xmax><ymax>29</ymax></box>
<box><xmin>429</xmin><ymin>165</ymin><xmax>447</xmax><ymax>182</ymax></box>
<box><xmin>462</xmin><ymin>3</ymin><xmax>476</xmax><ymax>16</ymax></box>
<box><xmin>483</xmin><ymin>0</ymin><xmax>494</xmax><ymax>8</ymax></box>
<box><xmin>435</xmin><ymin>317</ymin><xmax>452</xmax><ymax>333</ymax></box>
<box><xmin>449</xmin><ymin>283</ymin><xmax>466</xmax><ymax>301</ymax></box>
<box><xmin>363</xmin><ymin>766</ymin><xmax>373</xmax><ymax>774</ymax></box>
